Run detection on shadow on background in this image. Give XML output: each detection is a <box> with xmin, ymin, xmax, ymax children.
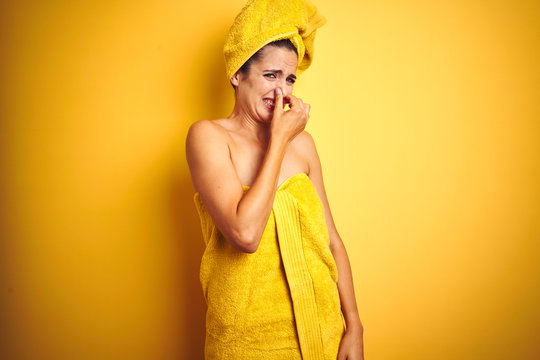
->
<box><xmin>170</xmin><ymin>23</ymin><xmax>233</xmax><ymax>359</ymax></box>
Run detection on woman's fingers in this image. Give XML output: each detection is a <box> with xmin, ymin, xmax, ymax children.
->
<box><xmin>288</xmin><ymin>96</ymin><xmax>308</xmax><ymax>115</ymax></box>
<box><xmin>274</xmin><ymin>87</ymin><xmax>283</xmax><ymax>115</ymax></box>
<box><xmin>292</xmin><ymin>96</ymin><xmax>309</xmax><ymax>118</ymax></box>
<box><xmin>270</xmin><ymin>92</ymin><xmax>310</xmax><ymax>143</ymax></box>
<box><xmin>288</xmin><ymin>94</ymin><xmax>300</xmax><ymax>108</ymax></box>
<box><xmin>296</xmin><ymin>98</ymin><xmax>310</xmax><ymax>118</ymax></box>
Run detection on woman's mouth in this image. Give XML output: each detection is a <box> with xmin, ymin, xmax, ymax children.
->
<box><xmin>263</xmin><ymin>98</ymin><xmax>275</xmax><ymax>110</ymax></box>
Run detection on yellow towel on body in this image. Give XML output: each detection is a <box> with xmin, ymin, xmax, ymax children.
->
<box><xmin>223</xmin><ymin>0</ymin><xmax>327</xmax><ymax>81</ymax></box>
<box><xmin>194</xmin><ymin>173</ymin><xmax>346</xmax><ymax>359</ymax></box>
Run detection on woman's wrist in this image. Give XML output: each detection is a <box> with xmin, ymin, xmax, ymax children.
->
<box><xmin>347</xmin><ymin>322</ymin><xmax>364</xmax><ymax>334</ymax></box>
<box><xmin>269</xmin><ymin>132</ymin><xmax>289</xmax><ymax>147</ymax></box>
<box><xmin>344</xmin><ymin>312</ymin><xmax>363</xmax><ymax>333</ymax></box>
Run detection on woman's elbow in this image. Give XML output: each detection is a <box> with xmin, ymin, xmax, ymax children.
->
<box><xmin>228</xmin><ymin>228</ymin><xmax>261</xmax><ymax>253</ymax></box>
<box><xmin>240</xmin><ymin>241</ymin><xmax>259</xmax><ymax>254</ymax></box>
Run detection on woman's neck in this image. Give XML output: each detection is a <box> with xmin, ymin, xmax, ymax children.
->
<box><xmin>228</xmin><ymin>105</ymin><xmax>271</xmax><ymax>145</ymax></box>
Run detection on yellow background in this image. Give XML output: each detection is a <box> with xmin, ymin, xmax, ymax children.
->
<box><xmin>1</xmin><ymin>0</ymin><xmax>539</xmax><ymax>359</ymax></box>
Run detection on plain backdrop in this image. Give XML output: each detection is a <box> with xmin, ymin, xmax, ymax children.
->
<box><xmin>1</xmin><ymin>0</ymin><xmax>539</xmax><ymax>359</ymax></box>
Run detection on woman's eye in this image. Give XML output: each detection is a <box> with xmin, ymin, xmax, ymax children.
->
<box><xmin>287</xmin><ymin>78</ymin><xmax>296</xmax><ymax>84</ymax></box>
<box><xmin>264</xmin><ymin>73</ymin><xmax>276</xmax><ymax>78</ymax></box>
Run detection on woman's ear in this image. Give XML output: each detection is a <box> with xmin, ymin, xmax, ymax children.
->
<box><xmin>230</xmin><ymin>71</ymin><xmax>240</xmax><ymax>87</ymax></box>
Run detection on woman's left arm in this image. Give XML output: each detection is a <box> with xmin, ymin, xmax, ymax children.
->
<box><xmin>300</xmin><ymin>131</ymin><xmax>365</xmax><ymax>360</ymax></box>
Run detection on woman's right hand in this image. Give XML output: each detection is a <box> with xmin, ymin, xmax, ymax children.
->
<box><xmin>270</xmin><ymin>87</ymin><xmax>310</xmax><ymax>143</ymax></box>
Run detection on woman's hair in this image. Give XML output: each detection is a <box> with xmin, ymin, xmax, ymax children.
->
<box><xmin>231</xmin><ymin>39</ymin><xmax>298</xmax><ymax>91</ymax></box>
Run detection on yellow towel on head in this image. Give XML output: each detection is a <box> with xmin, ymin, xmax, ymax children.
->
<box><xmin>223</xmin><ymin>0</ymin><xmax>326</xmax><ymax>81</ymax></box>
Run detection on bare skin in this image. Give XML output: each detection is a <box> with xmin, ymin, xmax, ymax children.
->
<box><xmin>185</xmin><ymin>45</ymin><xmax>364</xmax><ymax>359</ymax></box>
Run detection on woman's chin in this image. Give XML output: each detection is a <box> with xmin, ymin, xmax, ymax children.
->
<box><xmin>258</xmin><ymin>109</ymin><xmax>274</xmax><ymax>123</ymax></box>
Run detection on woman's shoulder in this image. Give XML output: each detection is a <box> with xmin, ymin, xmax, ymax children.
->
<box><xmin>186</xmin><ymin>119</ymin><xmax>233</xmax><ymax>146</ymax></box>
<box><xmin>185</xmin><ymin>119</ymin><xmax>233</xmax><ymax>162</ymax></box>
<box><xmin>291</xmin><ymin>130</ymin><xmax>317</xmax><ymax>152</ymax></box>
<box><xmin>290</xmin><ymin>130</ymin><xmax>319</xmax><ymax>172</ymax></box>
<box><xmin>187</xmin><ymin>118</ymin><xmax>230</xmax><ymax>136</ymax></box>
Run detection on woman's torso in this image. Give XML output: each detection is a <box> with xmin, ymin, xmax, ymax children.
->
<box><xmin>212</xmin><ymin>118</ymin><xmax>310</xmax><ymax>188</ymax></box>
<box><xmin>194</xmin><ymin>118</ymin><xmax>345</xmax><ymax>359</ymax></box>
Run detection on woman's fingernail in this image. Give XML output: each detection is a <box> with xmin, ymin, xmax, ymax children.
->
<box><xmin>276</xmin><ymin>88</ymin><xmax>281</xmax><ymax>95</ymax></box>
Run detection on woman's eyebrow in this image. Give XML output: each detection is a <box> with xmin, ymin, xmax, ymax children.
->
<box><xmin>264</xmin><ymin>69</ymin><xmax>297</xmax><ymax>79</ymax></box>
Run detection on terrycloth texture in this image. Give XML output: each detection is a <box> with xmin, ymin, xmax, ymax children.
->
<box><xmin>193</xmin><ymin>173</ymin><xmax>346</xmax><ymax>359</ymax></box>
<box><xmin>223</xmin><ymin>0</ymin><xmax>326</xmax><ymax>81</ymax></box>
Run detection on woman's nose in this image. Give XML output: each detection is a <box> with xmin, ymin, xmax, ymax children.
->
<box><xmin>277</xmin><ymin>84</ymin><xmax>292</xmax><ymax>97</ymax></box>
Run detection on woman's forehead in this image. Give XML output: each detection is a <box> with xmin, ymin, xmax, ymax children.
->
<box><xmin>255</xmin><ymin>47</ymin><xmax>298</xmax><ymax>73</ymax></box>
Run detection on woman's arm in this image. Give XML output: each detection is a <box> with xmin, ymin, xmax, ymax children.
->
<box><xmin>186</xmin><ymin>118</ymin><xmax>285</xmax><ymax>253</ymax></box>
<box><xmin>185</xmin><ymin>88</ymin><xmax>309</xmax><ymax>253</ymax></box>
<box><xmin>301</xmin><ymin>131</ymin><xmax>364</xmax><ymax>358</ymax></box>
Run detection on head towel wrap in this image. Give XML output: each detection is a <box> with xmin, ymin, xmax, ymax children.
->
<box><xmin>223</xmin><ymin>0</ymin><xmax>326</xmax><ymax>82</ymax></box>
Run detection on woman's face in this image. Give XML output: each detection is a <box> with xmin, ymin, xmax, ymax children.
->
<box><xmin>233</xmin><ymin>46</ymin><xmax>298</xmax><ymax>123</ymax></box>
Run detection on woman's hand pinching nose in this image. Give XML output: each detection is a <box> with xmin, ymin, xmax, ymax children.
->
<box><xmin>270</xmin><ymin>88</ymin><xmax>309</xmax><ymax>144</ymax></box>
<box><xmin>275</xmin><ymin>87</ymin><xmax>282</xmax><ymax>104</ymax></box>
<box><xmin>273</xmin><ymin>87</ymin><xmax>283</xmax><ymax>115</ymax></box>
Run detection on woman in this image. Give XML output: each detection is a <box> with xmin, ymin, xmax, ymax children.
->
<box><xmin>186</xmin><ymin>0</ymin><xmax>364</xmax><ymax>359</ymax></box>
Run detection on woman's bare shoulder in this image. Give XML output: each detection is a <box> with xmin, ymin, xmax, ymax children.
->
<box><xmin>185</xmin><ymin>119</ymin><xmax>233</xmax><ymax>184</ymax></box>
<box><xmin>290</xmin><ymin>130</ymin><xmax>320</xmax><ymax>175</ymax></box>
<box><xmin>187</xmin><ymin>118</ymin><xmax>230</xmax><ymax>139</ymax></box>
<box><xmin>294</xmin><ymin>130</ymin><xmax>315</xmax><ymax>143</ymax></box>
<box><xmin>291</xmin><ymin>130</ymin><xmax>317</xmax><ymax>154</ymax></box>
<box><xmin>186</xmin><ymin>119</ymin><xmax>234</xmax><ymax>152</ymax></box>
